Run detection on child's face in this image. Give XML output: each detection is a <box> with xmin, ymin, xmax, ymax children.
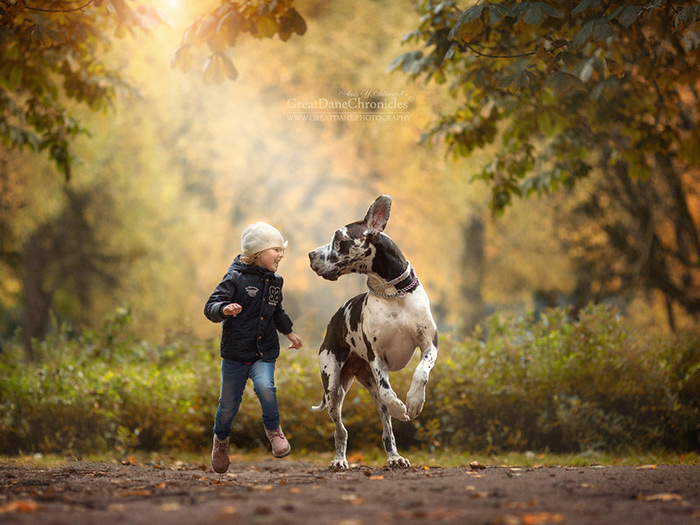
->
<box><xmin>257</xmin><ymin>247</ymin><xmax>285</xmax><ymax>272</ymax></box>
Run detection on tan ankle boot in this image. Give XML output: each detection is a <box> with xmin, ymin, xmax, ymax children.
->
<box><xmin>211</xmin><ymin>435</ymin><xmax>230</xmax><ymax>473</ymax></box>
<box><xmin>265</xmin><ymin>426</ymin><xmax>291</xmax><ymax>458</ymax></box>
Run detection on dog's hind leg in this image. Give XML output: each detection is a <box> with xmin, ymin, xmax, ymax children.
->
<box><xmin>355</xmin><ymin>362</ymin><xmax>410</xmax><ymax>468</ymax></box>
<box><xmin>322</xmin><ymin>352</ymin><xmax>361</xmax><ymax>469</ymax></box>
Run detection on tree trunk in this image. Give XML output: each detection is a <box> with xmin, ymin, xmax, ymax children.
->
<box><xmin>461</xmin><ymin>212</ymin><xmax>485</xmax><ymax>336</ymax></box>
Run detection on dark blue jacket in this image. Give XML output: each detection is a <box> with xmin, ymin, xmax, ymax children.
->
<box><xmin>204</xmin><ymin>256</ymin><xmax>294</xmax><ymax>362</ymax></box>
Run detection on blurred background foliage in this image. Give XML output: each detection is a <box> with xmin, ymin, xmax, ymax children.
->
<box><xmin>0</xmin><ymin>304</ymin><xmax>697</xmax><ymax>455</ymax></box>
<box><xmin>0</xmin><ymin>0</ymin><xmax>699</xmax><ymax>455</ymax></box>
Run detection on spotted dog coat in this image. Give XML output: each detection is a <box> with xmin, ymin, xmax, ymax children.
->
<box><xmin>308</xmin><ymin>195</ymin><xmax>438</xmax><ymax>469</ymax></box>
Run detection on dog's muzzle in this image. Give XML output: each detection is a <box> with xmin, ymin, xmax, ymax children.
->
<box><xmin>308</xmin><ymin>248</ymin><xmax>340</xmax><ymax>281</ymax></box>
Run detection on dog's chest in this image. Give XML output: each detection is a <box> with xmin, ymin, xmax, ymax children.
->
<box><xmin>348</xmin><ymin>293</ymin><xmax>428</xmax><ymax>371</ymax></box>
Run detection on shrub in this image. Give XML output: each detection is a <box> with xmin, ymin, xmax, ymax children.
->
<box><xmin>416</xmin><ymin>304</ymin><xmax>699</xmax><ymax>453</ymax></box>
<box><xmin>0</xmin><ymin>304</ymin><xmax>697</xmax><ymax>456</ymax></box>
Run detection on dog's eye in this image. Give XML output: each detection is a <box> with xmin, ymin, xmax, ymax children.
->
<box><xmin>337</xmin><ymin>240</ymin><xmax>351</xmax><ymax>254</ymax></box>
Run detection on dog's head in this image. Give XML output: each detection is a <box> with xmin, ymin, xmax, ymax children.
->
<box><xmin>309</xmin><ymin>195</ymin><xmax>392</xmax><ymax>281</ymax></box>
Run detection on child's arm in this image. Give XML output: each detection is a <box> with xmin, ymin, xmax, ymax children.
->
<box><xmin>204</xmin><ymin>276</ymin><xmax>236</xmax><ymax>322</ymax></box>
<box><xmin>285</xmin><ymin>332</ymin><xmax>303</xmax><ymax>349</ymax></box>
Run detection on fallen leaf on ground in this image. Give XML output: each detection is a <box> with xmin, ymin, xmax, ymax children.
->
<box><xmin>214</xmin><ymin>505</ymin><xmax>237</xmax><ymax>520</ymax></box>
<box><xmin>504</xmin><ymin>499</ymin><xmax>539</xmax><ymax>509</ymax></box>
<box><xmin>637</xmin><ymin>493</ymin><xmax>683</xmax><ymax>502</ymax></box>
<box><xmin>341</xmin><ymin>494</ymin><xmax>367</xmax><ymax>505</ymax></box>
<box><xmin>0</xmin><ymin>501</ymin><xmax>43</xmax><ymax>514</ymax></box>
<box><xmin>635</xmin><ymin>465</ymin><xmax>657</xmax><ymax>470</ymax></box>
<box><xmin>470</xmin><ymin>461</ymin><xmax>487</xmax><ymax>470</ymax></box>
<box><xmin>523</xmin><ymin>513</ymin><xmax>566</xmax><ymax>524</ymax></box>
<box><xmin>113</xmin><ymin>489</ymin><xmax>153</xmax><ymax>497</ymax></box>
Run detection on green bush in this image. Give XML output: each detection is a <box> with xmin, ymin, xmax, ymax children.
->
<box><xmin>0</xmin><ymin>304</ymin><xmax>697</xmax><ymax>456</ymax></box>
<box><xmin>415</xmin><ymin>305</ymin><xmax>699</xmax><ymax>453</ymax></box>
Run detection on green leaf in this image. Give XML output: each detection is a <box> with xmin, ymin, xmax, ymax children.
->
<box><xmin>513</xmin><ymin>69</ymin><xmax>533</xmax><ymax>90</ymax></box>
<box><xmin>449</xmin><ymin>5</ymin><xmax>486</xmax><ymax>42</ymax></box>
<box><xmin>571</xmin><ymin>0</ymin><xmax>602</xmax><ymax>17</ymax></box>
<box><xmin>572</xmin><ymin>19</ymin><xmax>594</xmax><ymax>48</ymax></box>
<box><xmin>489</xmin><ymin>3</ymin><xmax>514</xmax><ymax>23</ymax></box>
<box><xmin>497</xmin><ymin>73</ymin><xmax>516</xmax><ymax>89</ymax></box>
<box><xmin>592</xmin><ymin>19</ymin><xmax>614</xmax><ymax>41</ymax></box>
<box><xmin>615</xmin><ymin>5</ymin><xmax>644</xmax><ymax>27</ymax></box>
<box><xmin>674</xmin><ymin>6</ymin><xmax>699</xmax><ymax>31</ymax></box>
<box><xmin>449</xmin><ymin>5</ymin><xmax>484</xmax><ymax>40</ymax></box>
<box><xmin>519</xmin><ymin>2</ymin><xmax>564</xmax><ymax>26</ymax></box>
<box><xmin>386</xmin><ymin>50</ymin><xmax>423</xmax><ymax>75</ymax></box>
<box><xmin>545</xmin><ymin>71</ymin><xmax>587</xmax><ymax>93</ymax></box>
<box><xmin>30</xmin><ymin>24</ymin><xmax>51</xmax><ymax>46</ymax></box>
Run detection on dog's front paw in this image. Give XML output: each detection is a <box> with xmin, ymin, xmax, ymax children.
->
<box><xmin>387</xmin><ymin>455</ymin><xmax>411</xmax><ymax>468</ymax></box>
<box><xmin>386</xmin><ymin>400</ymin><xmax>410</xmax><ymax>421</ymax></box>
<box><xmin>329</xmin><ymin>458</ymin><xmax>349</xmax><ymax>470</ymax></box>
<box><xmin>406</xmin><ymin>387</ymin><xmax>426</xmax><ymax>419</ymax></box>
<box><xmin>406</xmin><ymin>397</ymin><xmax>425</xmax><ymax>420</ymax></box>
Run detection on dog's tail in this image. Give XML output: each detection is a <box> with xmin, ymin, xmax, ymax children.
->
<box><xmin>311</xmin><ymin>395</ymin><xmax>326</xmax><ymax>412</ymax></box>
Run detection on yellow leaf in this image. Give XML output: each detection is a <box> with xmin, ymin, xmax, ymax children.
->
<box><xmin>171</xmin><ymin>44</ymin><xmax>193</xmax><ymax>73</ymax></box>
<box><xmin>255</xmin><ymin>16</ymin><xmax>277</xmax><ymax>38</ymax></box>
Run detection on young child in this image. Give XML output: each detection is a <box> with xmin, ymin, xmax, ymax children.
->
<box><xmin>204</xmin><ymin>222</ymin><xmax>303</xmax><ymax>473</ymax></box>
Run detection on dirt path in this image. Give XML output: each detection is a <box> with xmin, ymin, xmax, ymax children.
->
<box><xmin>1</xmin><ymin>458</ymin><xmax>698</xmax><ymax>524</ymax></box>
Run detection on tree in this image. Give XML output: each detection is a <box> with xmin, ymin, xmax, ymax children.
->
<box><xmin>0</xmin><ymin>0</ymin><xmax>169</xmax><ymax>356</ymax></box>
<box><xmin>388</xmin><ymin>0</ymin><xmax>700</xmax><ymax>325</ymax></box>
<box><xmin>0</xmin><ymin>0</ymin><xmax>168</xmax><ymax>178</ymax></box>
<box><xmin>170</xmin><ymin>0</ymin><xmax>306</xmax><ymax>83</ymax></box>
<box><xmin>179</xmin><ymin>0</ymin><xmax>700</xmax><ymax>326</ymax></box>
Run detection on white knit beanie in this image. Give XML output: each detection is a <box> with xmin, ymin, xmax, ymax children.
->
<box><xmin>241</xmin><ymin>222</ymin><xmax>288</xmax><ymax>258</ymax></box>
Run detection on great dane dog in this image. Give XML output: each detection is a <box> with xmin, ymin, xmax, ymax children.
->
<box><xmin>308</xmin><ymin>195</ymin><xmax>438</xmax><ymax>469</ymax></box>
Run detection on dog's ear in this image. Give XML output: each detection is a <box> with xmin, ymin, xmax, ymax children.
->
<box><xmin>363</xmin><ymin>195</ymin><xmax>392</xmax><ymax>233</ymax></box>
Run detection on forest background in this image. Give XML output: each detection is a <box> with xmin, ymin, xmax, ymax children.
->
<box><xmin>0</xmin><ymin>0</ymin><xmax>698</xmax><ymax>459</ymax></box>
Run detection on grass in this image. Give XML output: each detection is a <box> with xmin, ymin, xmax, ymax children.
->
<box><xmin>2</xmin><ymin>449</ymin><xmax>697</xmax><ymax>470</ymax></box>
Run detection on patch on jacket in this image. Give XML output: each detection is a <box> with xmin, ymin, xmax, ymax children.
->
<box><xmin>245</xmin><ymin>286</ymin><xmax>259</xmax><ymax>297</ymax></box>
<box><xmin>269</xmin><ymin>286</ymin><xmax>281</xmax><ymax>305</ymax></box>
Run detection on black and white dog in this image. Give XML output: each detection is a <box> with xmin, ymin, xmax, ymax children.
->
<box><xmin>308</xmin><ymin>195</ymin><xmax>438</xmax><ymax>469</ymax></box>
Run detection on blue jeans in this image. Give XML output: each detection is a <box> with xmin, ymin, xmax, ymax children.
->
<box><xmin>213</xmin><ymin>359</ymin><xmax>279</xmax><ymax>440</ymax></box>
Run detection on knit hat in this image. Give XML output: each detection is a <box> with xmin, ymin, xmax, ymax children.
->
<box><xmin>241</xmin><ymin>222</ymin><xmax>288</xmax><ymax>258</ymax></box>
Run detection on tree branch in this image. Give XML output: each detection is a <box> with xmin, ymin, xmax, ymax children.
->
<box><xmin>465</xmin><ymin>43</ymin><xmax>535</xmax><ymax>59</ymax></box>
<box><xmin>25</xmin><ymin>0</ymin><xmax>96</xmax><ymax>13</ymax></box>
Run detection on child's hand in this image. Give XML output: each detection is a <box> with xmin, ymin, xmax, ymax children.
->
<box><xmin>286</xmin><ymin>332</ymin><xmax>303</xmax><ymax>350</ymax></box>
<box><xmin>223</xmin><ymin>303</ymin><xmax>243</xmax><ymax>317</ymax></box>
